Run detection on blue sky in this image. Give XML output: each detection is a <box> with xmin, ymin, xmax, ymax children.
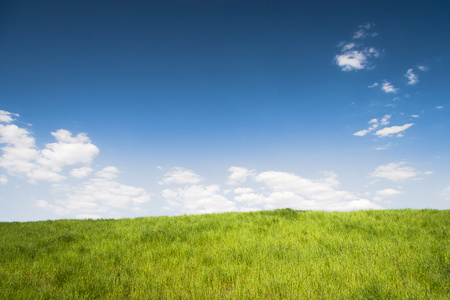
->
<box><xmin>1</xmin><ymin>0</ymin><xmax>449</xmax><ymax>221</ymax></box>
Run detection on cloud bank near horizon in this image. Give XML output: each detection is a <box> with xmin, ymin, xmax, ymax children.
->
<box><xmin>0</xmin><ymin>109</ymin><xmax>391</xmax><ymax>219</ymax></box>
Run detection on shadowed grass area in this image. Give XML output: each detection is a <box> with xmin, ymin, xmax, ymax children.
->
<box><xmin>1</xmin><ymin>209</ymin><xmax>449</xmax><ymax>299</ymax></box>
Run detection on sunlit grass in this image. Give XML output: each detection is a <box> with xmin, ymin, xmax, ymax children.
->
<box><xmin>1</xmin><ymin>209</ymin><xmax>448</xmax><ymax>299</ymax></box>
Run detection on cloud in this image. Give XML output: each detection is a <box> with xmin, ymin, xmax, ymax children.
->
<box><xmin>36</xmin><ymin>129</ymin><xmax>99</xmax><ymax>173</ymax></box>
<box><xmin>38</xmin><ymin>166</ymin><xmax>151</xmax><ymax>218</ymax></box>
<box><xmin>96</xmin><ymin>166</ymin><xmax>119</xmax><ymax>180</ymax></box>
<box><xmin>374</xmin><ymin>123</ymin><xmax>414</xmax><ymax>137</ymax></box>
<box><xmin>368</xmin><ymin>82</ymin><xmax>379</xmax><ymax>88</ymax></box>
<box><xmin>227</xmin><ymin>166</ymin><xmax>255</xmax><ymax>185</ymax></box>
<box><xmin>380</xmin><ymin>115</ymin><xmax>391</xmax><ymax>125</ymax></box>
<box><xmin>0</xmin><ymin>112</ymin><xmax>99</xmax><ymax>183</ymax></box>
<box><xmin>0</xmin><ymin>174</ymin><xmax>7</xmax><ymax>184</ymax></box>
<box><xmin>1</xmin><ymin>110</ymin><xmax>151</xmax><ymax>219</ymax></box>
<box><xmin>375</xmin><ymin>188</ymin><xmax>402</xmax><ymax>197</ymax></box>
<box><xmin>70</xmin><ymin>166</ymin><xmax>93</xmax><ymax>179</ymax></box>
<box><xmin>353</xmin><ymin>129</ymin><xmax>370</xmax><ymax>137</ymax></box>
<box><xmin>353</xmin><ymin>114</ymin><xmax>390</xmax><ymax>136</ymax></box>
<box><xmin>352</xmin><ymin>23</ymin><xmax>377</xmax><ymax>39</ymax></box>
<box><xmin>163</xmin><ymin>184</ymin><xmax>237</xmax><ymax>214</ymax></box>
<box><xmin>335</xmin><ymin>49</ymin><xmax>379</xmax><ymax>71</ymax></box>
<box><xmin>405</xmin><ymin>69</ymin><xmax>419</xmax><ymax>85</ymax></box>
<box><xmin>439</xmin><ymin>186</ymin><xmax>450</xmax><ymax>201</ymax></box>
<box><xmin>159</xmin><ymin>167</ymin><xmax>203</xmax><ymax>185</ymax></box>
<box><xmin>436</xmin><ymin>106</ymin><xmax>444</xmax><ymax>110</ymax></box>
<box><xmin>0</xmin><ymin>123</ymin><xmax>40</xmax><ymax>180</ymax></box>
<box><xmin>0</xmin><ymin>110</ymin><xmax>19</xmax><ymax>123</ymax></box>
<box><xmin>370</xmin><ymin>162</ymin><xmax>430</xmax><ymax>182</ymax></box>
<box><xmin>163</xmin><ymin>167</ymin><xmax>382</xmax><ymax>214</ymax></box>
<box><xmin>238</xmin><ymin>169</ymin><xmax>381</xmax><ymax>211</ymax></box>
<box><xmin>374</xmin><ymin>144</ymin><xmax>391</xmax><ymax>151</ymax></box>
<box><xmin>381</xmin><ymin>80</ymin><xmax>399</xmax><ymax>93</ymax></box>
<box><xmin>417</xmin><ymin>65</ymin><xmax>429</xmax><ymax>71</ymax></box>
<box><xmin>335</xmin><ymin>24</ymin><xmax>379</xmax><ymax>71</ymax></box>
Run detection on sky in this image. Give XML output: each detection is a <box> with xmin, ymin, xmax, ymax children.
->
<box><xmin>1</xmin><ymin>0</ymin><xmax>449</xmax><ymax>221</ymax></box>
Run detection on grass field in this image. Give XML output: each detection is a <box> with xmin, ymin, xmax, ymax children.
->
<box><xmin>1</xmin><ymin>209</ymin><xmax>449</xmax><ymax>299</ymax></box>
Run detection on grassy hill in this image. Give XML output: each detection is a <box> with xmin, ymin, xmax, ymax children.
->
<box><xmin>1</xmin><ymin>209</ymin><xmax>449</xmax><ymax>299</ymax></box>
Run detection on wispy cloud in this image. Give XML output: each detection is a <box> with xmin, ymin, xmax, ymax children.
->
<box><xmin>375</xmin><ymin>188</ymin><xmax>402</xmax><ymax>197</ymax></box>
<box><xmin>368</xmin><ymin>82</ymin><xmax>379</xmax><ymax>88</ymax></box>
<box><xmin>0</xmin><ymin>110</ymin><xmax>19</xmax><ymax>123</ymax></box>
<box><xmin>370</xmin><ymin>162</ymin><xmax>430</xmax><ymax>182</ymax></box>
<box><xmin>374</xmin><ymin>123</ymin><xmax>414</xmax><ymax>137</ymax></box>
<box><xmin>381</xmin><ymin>80</ymin><xmax>399</xmax><ymax>93</ymax></box>
<box><xmin>335</xmin><ymin>23</ymin><xmax>379</xmax><ymax>71</ymax></box>
<box><xmin>373</xmin><ymin>188</ymin><xmax>403</xmax><ymax>202</ymax></box>
<box><xmin>374</xmin><ymin>144</ymin><xmax>392</xmax><ymax>151</ymax></box>
<box><xmin>405</xmin><ymin>68</ymin><xmax>419</xmax><ymax>85</ymax></box>
<box><xmin>439</xmin><ymin>185</ymin><xmax>450</xmax><ymax>201</ymax></box>
<box><xmin>417</xmin><ymin>65</ymin><xmax>429</xmax><ymax>71</ymax></box>
<box><xmin>353</xmin><ymin>115</ymin><xmax>390</xmax><ymax>137</ymax></box>
<box><xmin>352</xmin><ymin>23</ymin><xmax>377</xmax><ymax>39</ymax></box>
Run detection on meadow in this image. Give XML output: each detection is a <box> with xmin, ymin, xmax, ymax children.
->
<box><xmin>0</xmin><ymin>209</ymin><xmax>448</xmax><ymax>299</ymax></box>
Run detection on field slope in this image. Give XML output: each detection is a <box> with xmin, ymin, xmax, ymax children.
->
<box><xmin>1</xmin><ymin>209</ymin><xmax>449</xmax><ymax>299</ymax></box>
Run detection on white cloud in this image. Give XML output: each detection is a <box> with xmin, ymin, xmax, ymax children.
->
<box><xmin>375</xmin><ymin>123</ymin><xmax>414</xmax><ymax>137</ymax></box>
<box><xmin>163</xmin><ymin>184</ymin><xmax>237</xmax><ymax>214</ymax></box>
<box><xmin>436</xmin><ymin>106</ymin><xmax>444</xmax><ymax>110</ymax></box>
<box><xmin>380</xmin><ymin>115</ymin><xmax>391</xmax><ymax>125</ymax></box>
<box><xmin>0</xmin><ymin>110</ymin><xmax>19</xmax><ymax>123</ymax></box>
<box><xmin>227</xmin><ymin>166</ymin><xmax>255</xmax><ymax>185</ymax></box>
<box><xmin>353</xmin><ymin>129</ymin><xmax>370</xmax><ymax>137</ymax></box>
<box><xmin>439</xmin><ymin>186</ymin><xmax>450</xmax><ymax>201</ymax></box>
<box><xmin>70</xmin><ymin>166</ymin><xmax>93</xmax><ymax>179</ymax></box>
<box><xmin>411</xmin><ymin>115</ymin><xmax>419</xmax><ymax>118</ymax></box>
<box><xmin>335</xmin><ymin>50</ymin><xmax>370</xmax><ymax>71</ymax></box>
<box><xmin>375</xmin><ymin>188</ymin><xmax>402</xmax><ymax>197</ymax></box>
<box><xmin>36</xmin><ymin>129</ymin><xmax>99</xmax><ymax>174</ymax></box>
<box><xmin>159</xmin><ymin>167</ymin><xmax>203</xmax><ymax>185</ymax></box>
<box><xmin>381</xmin><ymin>80</ymin><xmax>399</xmax><ymax>93</ymax></box>
<box><xmin>0</xmin><ymin>110</ymin><xmax>151</xmax><ymax>219</ymax></box>
<box><xmin>38</xmin><ymin>166</ymin><xmax>151</xmax><ymax>217</ymax></box>
<box><xmin>368</xmin><ymin>82</ymin><xmax>379</xmax><ymax>88</ymax></box>
<box><xmin>353</xmin><ymin>114</ymin><xmax>389</xmax><ymax>137</ymax></box>
<box><xmin>335</xmin><ymin>24</ymin><xmax>379</xmax><ymax>71</ymax></box>
<box><xmin>0</xmin><ymin>114</ymin><xmax>99</xmax><ymax>183</ymax></box>
<box><xmin>405</xmin><ymin>69</ymin><xmax>419</xmax><ymax>85</ymax></box>
<box><xmin>370</xmin><ymin>162</ymin><xmax>427</xmax><ymax>182</ymax></box>
<box><xmin>0</xmin><ymin>174</ymin><xmax>7</xmax><ymax>184</ymax></box>
<box><xmin>255</xmin><ymin>171</ymin><xmax>350</xmax><ymax>201</ymax></box>
<box><xmin>96</xmin><ymin>166</ymin><xmax>119</xmax><ymax>180</ymax></box>
<box><xmin>417</xmin><ymin>65</ymin><xmax>429</xmax><ymax>71</ymax></box>
<box><xmin>234</xmin><ymin>187</ymin><xmax>254</xmax><ymax>194</ymax></box>
<box><xmin>163</xmin><ymin>167</ymin><xmax>382</xmax><ymax>214</ymax></box>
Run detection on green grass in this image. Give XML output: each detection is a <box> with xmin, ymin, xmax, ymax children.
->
<box><xmin>1</xmin><ymin>209</ymin><xmax>449</xmax><ymax>299</ymax></box>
